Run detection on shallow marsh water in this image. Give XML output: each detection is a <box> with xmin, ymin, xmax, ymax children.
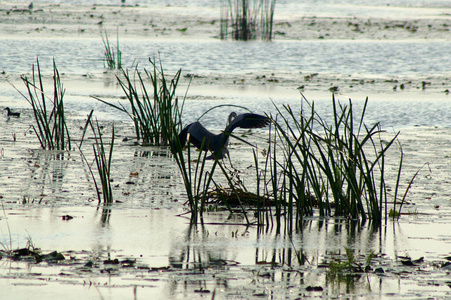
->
<box><xmin>1</xmin><ymin>0</ymin><xmax>451</xmax><ymax>299</ymax></box>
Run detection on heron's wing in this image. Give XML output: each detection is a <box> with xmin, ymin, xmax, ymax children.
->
<box><xmin>225</xmin><ymin>113</ymin><xmax>270</xmax><ymax>133</ymax></box>
<box><xmin>178</xmin><ymin>124</ymin><xmax>191</xmax><ymax>147</ymax></box>
<box><xmin>185</xmin><ymin>121</ymin><xmax>217</xmax><ymax>150</ymax></box>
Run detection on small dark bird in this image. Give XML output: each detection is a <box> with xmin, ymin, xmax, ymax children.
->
<box><xmin>4</xmin><ymin>107</ymin><xmax>21</xmax><ymax>117</ymax></box>
<box><xmin>178</xmin><ymin>112</ymin><xmax>269</xmax><ymax>159</ymax></box>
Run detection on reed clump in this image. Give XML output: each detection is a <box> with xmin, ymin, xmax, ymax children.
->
<box><xmin>169</xmin><ymin>94</ymin><xmax>410</xmax><ymax>231</ymax></box>
<box><xmin>94</xmin><ymin>58</ymin><xmax>186</xmax><ymax>145</ymax></box>
<box><xmin>90</xmin><ymin>119</ymin><xmax>115</xmax><ymax>204</ymax></box>
<box><xmin>220</xmin><ymin>0</ymin><xmax>276</xmax><ymax>41</ymax></box>
<box><xmin>101</xmin><ymin>28</ymin><xmax>122</xmax><ymax>70</ymax></box>
<box><xmin>77</xmin><ymin>112</ymin><xmax>115</xmax><ymax>205</ymax></box>
<box><xmin>169</xmin><ymin>127</ymin><xmax>219</xmax><ymax>223</ymax></box>
<box><xmin>15</xmin><ymin>59</ymin><xmax>71</xmax><ymax>150</ymax></box>
<box><xmin>261</xmin><ymin>95</ymin><xmax>408</xmax><ymax>231</ymax></box>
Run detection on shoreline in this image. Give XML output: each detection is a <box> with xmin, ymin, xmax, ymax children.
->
<box><xmin>0</xmin><ymin>3</ymin><xmax>449</xmax><ymax>40</ymax></box>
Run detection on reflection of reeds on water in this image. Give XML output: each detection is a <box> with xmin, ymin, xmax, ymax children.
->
<box><xmin>220</xmin><ymin>0</ymin><xmax>276</xmax><ymax>40</ymax></box>
<box><xmin>14</xmin><ymin>59</ymin><xmax>71</xmax><ymax>150</ymax></box>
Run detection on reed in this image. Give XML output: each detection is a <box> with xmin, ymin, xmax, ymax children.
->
<box><xmin>15</xmin><ymin>59</ymin><xmax>71</xmax><ymax>150</ymax></box>
<box><xmin>94</xmin><ymin>58</ymin><xmax>186</xmax><ymax>145</ymax></box>
<box><xmin>220</xmin><ymin>0</ymin><xmax>276</xmax><ymax>41</ymax></box>
<box><xmin>76</xmin><ymin>112</ymin><xmax>114</xmax><ymax>205</ymax></box>
<box><xmin>101</xmin><ymin>28</ymin><xmax>122</xmax><ymax>70</ymax></box>
<box><xmin>81</xmin><ymin>117</ymin><xmax>115</xmax><ymax>205</ymax></box>
<box><xmin>168</xmin><ymin>95</ymin><xmax>409</xmax><ymax>230</ymax></box>
<box><xmin>91</xmin><ymin>120</ymin><xmax>114</xmax><ymax>204</ymax></box>
<box><xmin>169</xmin><ymin>124</ymin><xmax>219</xmax><ymax>224</ymax></box>
<box><xmin>264</xmin><ymin>95</ymin><xmax>405</xmax><ymax>230</ymax></box>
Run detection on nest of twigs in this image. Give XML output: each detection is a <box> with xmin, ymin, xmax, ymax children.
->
<box><xmin>206</xmin><ymin>186</ymin><xmax>319</xmax><ymax>208</ymax></box>
<box><xmin>206</xmin><ymin>186</ymin><xmax>277</xmax><ymax>207</ymax></box>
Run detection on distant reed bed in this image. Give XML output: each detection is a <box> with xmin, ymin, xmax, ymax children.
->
<box><xmin>220</xmin><ymin>0</ymin><xmax>276</xmax><ymax>40</ymax></box>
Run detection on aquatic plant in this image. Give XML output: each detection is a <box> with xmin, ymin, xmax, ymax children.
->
<box><xmin>94</xmin><ymin>58</ymin><xmax>186</xmax><ymax>145</ymax></box>
<box><xmin>77</xmin><ymin>111</ymin><xmax>114</xmax><ymax>205</ymax></box>
<box><xmin>169</xmin><ymin>125</ymin><xmax>219</xmax><ymax>224</ymax></box>
<box><xmin>89</xmin><ymin>118</ymin><xmax>115</xmax><ymax>204</ymax></box>
<box><xmin>220</xmin><ymin>0</ymin><xmax>276</xmax><ymax>41</ymax></box>
<box><xmin>101</xmin><ymin>28</ymin><xmax>122</xmax><ymax>70</ymax></box>
<box><xmin>14</xmin><ymin>59</ymin><xmax>71</xmax><ymax>150</ymax></box>
<box><xmin>257</xmin><ymin>95</ymin><xmax>409</xmax><ymax>231</ymax></box>
<box><xmin>169</xmin><ymin>93</ymin><xmax>410</xmax><ymax>230</ymax></box>
<box><xmin>326</xmin><ymin>248</ymin><xmax>374</xmax><ymax>288</ymax></box>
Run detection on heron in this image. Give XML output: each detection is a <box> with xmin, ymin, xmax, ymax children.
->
<box><xmin>177</xmin><ymin>112</ymin><xmax>270</xmax><ymax>160</ymax></box>
<box><xmin>4</xmin><ymin>107</ymin><xmax>20</xmax><ymax>117</ymax></box>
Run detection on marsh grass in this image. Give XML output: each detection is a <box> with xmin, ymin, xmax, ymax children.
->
<box><xmin>90</xmin><ymin>119</ymin><xmax>115</xmax><ymax>204</ymax></box>
<box><xmin>220</xmin><ymin>0</ymin><xmax>276</xmax><ymax>40</ymax></box>
<box><xmin>0</xmin><ymin>199</ymin><xmax>13</xmax><ymax>253</ymax></box>
<box><xmin>94</xmin><ymin>58</ymin><xmax>186</xmax><ymax>145</ymax></box>
<box><xmin>169</xmin><ymin>95</ymin><xmax>410</xmax><ymax>230</ymax></box>
<box><xmin>101</xmin><ymin>28</ymin><xmax>122</xmax><ymax>70</ymax></box>
<box><xmin>169</xmin><ymin>128</ymin><xmax>218</xmax><ymax>223</ymax></box>
<box><xmin>259</xmin><ymin>95</ymin><xmax>409</xmax><ymax>231</ymax></box>
<box><xmin>77</xmin><ymin>112</ymin><xmax>114</xmax><ymax>205</ymax></box>
<box><xmin>13</xmin><ymin>59</ymin><xmax>71</xmax><ymax>150</ymax></box>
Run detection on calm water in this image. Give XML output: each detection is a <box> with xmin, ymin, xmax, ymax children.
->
<box><xmin>1</xmin><ymin>1</ymin><xmax>451</xmax><ymax>299</ymax></box>
<box><xmin>2</xmin><ymin>38</ymin><xmax>450</xmax><ymax>77</ymax></box>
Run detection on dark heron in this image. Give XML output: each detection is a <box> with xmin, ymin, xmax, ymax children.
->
<box><xmin>178</xmin><ymin>112</ymin><xmax>269</xmax><ymax>160</ymax></box>
<box><xmin>4</xmin><ymin>107</ymin><xmax>20</xmax><ymax>117</ymax></box>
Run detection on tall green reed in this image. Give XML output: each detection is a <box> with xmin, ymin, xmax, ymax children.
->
<box><xmin>264</xmin><ymin>95</ymin><xmax>406</xmax><ymax>230</ymax></box>
<box><xmin>90</xmin><ymin>119</ymin><xmax>115</xmax><ymax>204</ymax></box>
<box><xmin>220</xmin><ymin>0</ymin><xmax>276</xmax><ymax>41</ymax></box>
<box><xmin>14</xmin><ymin>59</ymin><xmax>71</xmax><ymax>150</ymax></box>
<box><xmin>168</xmin><ymin>95</ymin><xmax>410</xmax><ymax>230</ymax></box>
<box><xmin>168</xmin><ymin>125</ymin><xmax>218</xmax><ymax>224</ymax></box>
<box><xmin>167</xmin><ymin>106</ymin><xmax>255</xmax><ymax>224</ymax></box>
<box><xmin>94</xmin><ymin>58</ymin><xmax>186</xmax><ymax>145</ymax></box>
<box><xmin>77</xmin><ymin>112</ymin><xmax>115</xmax><ymax>205</ymax></box>
<box><xmin>101</xmin><ymin>28</ymin><xmax>122</xmax><ymax>70</ymax></box>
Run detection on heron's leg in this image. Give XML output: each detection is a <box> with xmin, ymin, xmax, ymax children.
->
<box><xmin>227</xmin><ymin>153</ymin><xmax>234</xmax><ymax>169</ymax></box>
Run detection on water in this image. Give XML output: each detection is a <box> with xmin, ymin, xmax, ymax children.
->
<box><xmin>1</xmin><ymin>0</ymin><xmax>451</xmax><ymax>299</ymax></box>
<box><xmin>1</xmin><ymin>38</ymin><xmax>449</xmax><ymax>77</ymax></box>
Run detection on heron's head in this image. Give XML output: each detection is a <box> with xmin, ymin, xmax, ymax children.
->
<box><xmin>228</xmin><ymin>112</ymin><xmax>237</xmax><ymax>124</ymax></box>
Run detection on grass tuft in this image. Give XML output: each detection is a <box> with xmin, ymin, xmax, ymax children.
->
<box><xmin>94</xmin><ymin>58</ymin><xmax>186</xmax><ymax>145</ymax></box>
<box><xmin>220</xmin><ymin>0</ymin><xmax>276</xmax><ymax>41</ymax></box>
<box><xmin>101</xmin><ymin>28</ymin><xmax>122</xmax><ymax>70</ymax></box>
<box><xmin>13</xmin><ymin>58</ymin><xmax>71</xmax><ymax>150</ymax></box>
